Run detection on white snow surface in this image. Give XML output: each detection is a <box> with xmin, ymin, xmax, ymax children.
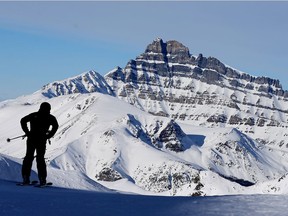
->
<box><xmin>0</xmin><ymin>92</ymin><xmax>285</xmax><ymax>195</ymax></box>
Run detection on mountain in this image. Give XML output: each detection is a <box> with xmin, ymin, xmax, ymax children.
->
<box><xmin>105</xmin><ymin>38</ymin><xmax>288</xmax><ymax>149</ymax></box>
<box><xmin>1</xmin><ymin>38</ymin><xmax>288</xmax><ymax>196</ymax></box>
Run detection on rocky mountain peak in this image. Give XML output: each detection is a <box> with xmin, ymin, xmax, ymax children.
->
<box><xmin>143</xmin><ymin>38</ymin><xmax>191</xmax><ymax>64</ymax></box>
<box><xmin>139</xmin><ymin>38</ymin><xmax>284</xmax><ymax>93</ymax></box>
<box><xmin>105</xmin><ymin>38</ymin><xmax>288</xmax><ymax>137</ymax></box>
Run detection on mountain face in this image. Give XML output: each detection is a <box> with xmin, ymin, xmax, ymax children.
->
<box><xmin>1</xmin><ymin>38</ymin><xmax>288</xmax><ymax>196</ymax></box>
<box><xmin>105</xmin><ymin>38</ymin><xmax>288</xmax><ymax>147</ymax></box>
<box><xmin>106</xmin><ymin>38</ymin><xmax>286</xmax><ymax>96</ymax></box>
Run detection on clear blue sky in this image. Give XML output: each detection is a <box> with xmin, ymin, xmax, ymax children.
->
<box><xmin>0</xmin><ymin>1</ymin><xmax>288</xmax><ymax>100</ymax></box>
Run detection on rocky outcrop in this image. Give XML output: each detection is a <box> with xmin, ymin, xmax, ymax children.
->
<box><xmin>156</xmin><ymin>120</ymin><xmax>185</xmax><ymax>152</ymax></box>
<box><xmin>95</xmin><ymin>167</ymin><xmax>122</xmax><ymax>182</ymax></box>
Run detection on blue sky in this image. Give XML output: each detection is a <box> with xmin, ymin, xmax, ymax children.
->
<box><xmin>0</xmin><ymin>1</ymin><xmax>288</xmax><ymax>100</ymax></box>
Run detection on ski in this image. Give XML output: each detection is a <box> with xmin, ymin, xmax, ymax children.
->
<box><xmin>34</xmin><ymin>182</ymin><xmax>53</xmax><ymax>188</ymax></box>
<box><xmin>16</xmin><ymin>180</ymin><xmax>38</xmax><ymax>186</ymax></box>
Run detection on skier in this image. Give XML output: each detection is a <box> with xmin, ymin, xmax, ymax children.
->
<box><xmin>20</xmin><ymin>102</ymin><xmax>59</xmax><ymax>186</ymax></box>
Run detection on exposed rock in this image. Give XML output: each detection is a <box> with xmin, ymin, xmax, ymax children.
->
<box><xmin>95</xmin><ymin>167</ymin><xmax>122</xmax><ymax>182</ymax></box>
<box><xmin>229</xmin><ymin>115</ymin><xmax>243</xmax><ymax>125</ymax></box>
<box><xmin>244</xmin><ymin>117</ymin><xmax>255</xmax><ymax>126</ymax></box>
<box><xmin>207</xmin><ymin>114</ymin><xmax>227</xmax><ymax>123</ymax></box>
<box><xmin>158</xmin><ymin>120</ymin><xmax>185</xmax><ymax>152</ymax></box>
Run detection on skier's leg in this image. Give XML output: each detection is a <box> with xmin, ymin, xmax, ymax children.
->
<box><xmin>36</xmin><ymin>144</ymin><xmax>47</xmax><ymax>185</ymax></box>
<box><xmin>22</xmin><ymin>140</ymin><xmax>36</xmax><ymax>184</ymax></box>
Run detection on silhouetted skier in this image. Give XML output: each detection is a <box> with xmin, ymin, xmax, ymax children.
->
<box><xmin>20</xmin><ymin>102</ymin><xmax>59</xmax><ymax>186</ymax></box>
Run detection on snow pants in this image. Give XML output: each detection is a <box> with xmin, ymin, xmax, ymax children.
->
<box><xmin>22</xmin><ymin>137</ymin><xmax>47</xmax><ymax>181</ymax></box>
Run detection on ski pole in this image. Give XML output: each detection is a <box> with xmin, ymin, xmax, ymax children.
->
<box><xmin>7</xmin><ymin>135</ymin><xmax>26</xmax><ymax>142</ymax></box>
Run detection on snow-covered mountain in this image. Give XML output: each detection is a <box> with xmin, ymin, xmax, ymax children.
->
<box><xmin>105</xmin><ymin>39</ymin><xmax>288</xmax><ymax>145</ymax></box>
<box><xmin>41</xmin><ymin>70</ymin><xmax>114</xmax><ymax>98</ymax></box>
<box><xmin>1</xmin><ymin>38</ymin><xmax>288</xmax><ymax>196</ymax></box>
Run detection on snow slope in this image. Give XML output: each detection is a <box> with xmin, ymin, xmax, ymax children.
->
<box><xmin>2</xmin><ymin>179</ymin><xmax>288</xmax><ymax>216</ymax></box>
<box><xmin>1</xmin><ymin>90</ymin><xmax>288</xmax><ymax>196</ymax></box>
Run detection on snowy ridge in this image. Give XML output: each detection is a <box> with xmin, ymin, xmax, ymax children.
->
<box><xmin>40</xmin><ymin>70</ymin><xmax>114</xmax><ymax>98</ymax></box>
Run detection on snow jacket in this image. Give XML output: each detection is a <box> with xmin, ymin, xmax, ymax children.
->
<box><xmin>21</xmin><ymin>108</ymin><xmax>59</xmax><ymax>141</ymax></box>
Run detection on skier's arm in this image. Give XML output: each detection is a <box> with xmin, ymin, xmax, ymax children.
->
<box><xmin>20</xmin><ymin>114</ymin><xmax>31</xmax><ymax>135</ymax></box>
<box><xmin>46</xmin><ymin>116</ymin><xmax>59</xmax><ymax>139</ymax></box>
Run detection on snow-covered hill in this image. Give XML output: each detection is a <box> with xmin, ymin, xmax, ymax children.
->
<box><xmin>1</xmin><ymin>38</ymin><xmax>288</xmax><ymax>197</ymax></box>
<box><xmin>1</xmin><ymin>91</ymin><xmax>288</xmax><ymax>196</ymax></box>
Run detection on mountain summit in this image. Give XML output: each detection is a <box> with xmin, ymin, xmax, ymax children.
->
<box><xmin>107</xmin><ymin>38</ymin><xmax>285</xmax><ymax>95</ymax></box>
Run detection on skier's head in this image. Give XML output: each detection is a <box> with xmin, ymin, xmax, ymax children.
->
<box><xmin>39</xmin><ymin>102</ymin><xmax>51</xmax><ymax>114</ymax></box>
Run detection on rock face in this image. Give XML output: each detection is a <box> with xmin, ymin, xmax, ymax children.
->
<box><xmin>106</xmin><ymin>38</ymin><xmax>285</xmax><ymax>95</ymax></box>
<box><xmin>95</xmin><ymin>167</ymin><xmax>122</xmax><ymax>182</ymax></box>
<box><xmin>105</xmin><ymin>38</ymin><xmax>288</xmax><ymax>133</ymax></box>
<box><xmin>126</xmin><ymin>114</ymin><xmax>187</xmax><ymax>152</ymax></box>
<box><xmin>157</xmin><ymin>120</ymin><xmax>185</xmax><ymax>152</ymax></box>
